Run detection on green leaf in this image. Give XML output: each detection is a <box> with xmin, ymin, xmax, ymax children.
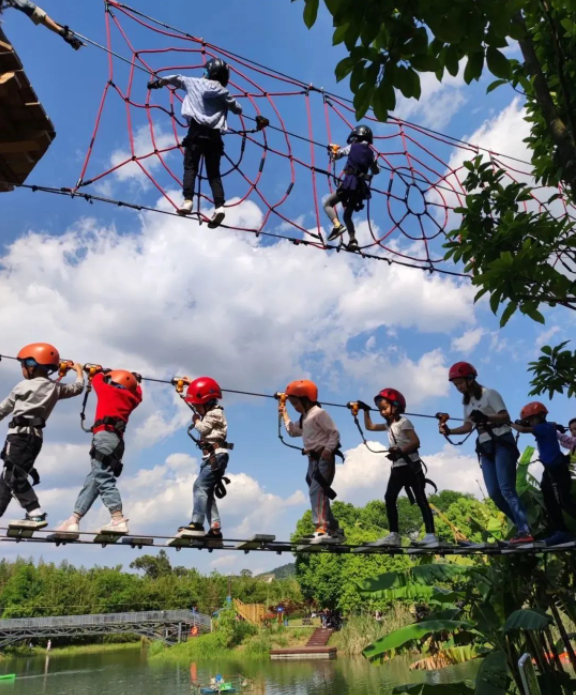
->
<box><xmin>444</xmin><ymin>45</ymin><xmax>460</xmax><ymax>77</ymax></box>
<box><xmin>486</xmin><ymin>79</ymin><xmax>507</xmax><ymax>94</ymax></box>
<box><xmin>372</xmin><ymin>79</ymin><xmax>395</xmax><ymax>121</ymax></box>
<box><xmin>463</xmin><ymin>51</ymin><xmax>484</xmax><ymax>84</ymax></box>
<box><xmin>303</xmin><ymin>0</ymin><xmax>319</xmax><ymax>29</ymax></box>
<box><xmin>502</xmin><ymin>609</ymin><xmax>551</xmax><ymax>633</ymax></box>
<box><xmin>499</xmin><ymin>301</ymin><xmax>517</xmax><ymax>327</ymax></box>
<box><xmin>486</xmin><ymin>47</ymin><xmax>511</xmax><ymax>79</ymax></box>
<box><xmin>353</xmin><ymin>82</ymin><xmax>374</xmax><ymax>120</ymax></box>
<box><xmin>363</xmin><ymin>620</ymin><xmax>473</xmax><ymax>660</ymax></box>
<box><xmin>411</xmin><ymin>54</ymin><xmax>441</xmax><ymax>73</ymax></box>
<box><xmin>474</xmin><ymin>650</ymin><xmax>510</xmax><ymax>695</ymax></box>
<box><xmin>335</xmin><ymin>56</ymin><xmax>356</xmax><ymax>82</ymax></box>
<box><xmin>332</xmin><ymin>23</ymin><xmax>349</xmax><ymax>46</ymax></box>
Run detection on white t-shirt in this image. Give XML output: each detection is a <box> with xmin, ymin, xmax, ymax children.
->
<box><xmin>463</xmin><ymin>387</ymin><xmax>511</xmax><ymax>443</ymax></box>
<box><xmin>387</xmin><ymin>417</ymin><xmax>420</xmax><ymax>468</ymax></box>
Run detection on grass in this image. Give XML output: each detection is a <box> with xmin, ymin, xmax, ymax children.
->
<box><xmin>150</xmin><ymin>626</ymin><xmax>311</xmax><ymax>661</ymax></box>
<box><xmin>6</xmin><ymin>642</ymin><xmax>143</xmax><ymax>658</ymax></box>
<box><xmin>331</xmin><ymin>607</ymin><xmax>414</xmax><ymax>656</ymax></box>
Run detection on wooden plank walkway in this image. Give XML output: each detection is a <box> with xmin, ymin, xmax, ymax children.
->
<box><xmin>0</xmin><ymin>27</ymin><xmax>56</xmax><ymax>192</ymax></box>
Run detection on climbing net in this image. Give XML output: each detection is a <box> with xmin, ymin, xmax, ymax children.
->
<box><xmin>66</xmin><ymin>0</ymin><xmax>575</xmax><ymax>276</ymax></box>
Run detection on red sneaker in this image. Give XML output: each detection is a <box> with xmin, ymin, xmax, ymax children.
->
<box><xmin>508</xmin><ymin>532</ymin><xmax>534</xmax><ymax>545</ymax></box>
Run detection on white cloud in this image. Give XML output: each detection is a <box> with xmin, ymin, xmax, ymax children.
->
<box><xmin>108</xmin><ymin>124</ymin><xmax>177</xmax><ymax>186</ymax></box>
<box><xmin>210</xmin><ymin>554</ymin><xmax>239</xmax><ymax>570</ymax></box>
<box><xmin>535</xmin><ymin>325</ymin><xmax>561</xmax><ymax>348</ymax></box>
<box><xmin>393</xmin><ymin>70</ymin><xmax>467</xmax><ymax>129</ymax></box>
<box><xmin>451</xmin><ymin>327</ymin><xmax>485</xmax><ymax>354</ymax></box>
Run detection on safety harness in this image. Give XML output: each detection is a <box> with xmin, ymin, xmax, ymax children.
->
<box><xmin>174</xmin><ymin>379</ymin><xmax>232</xmax><ymax>499</ymax></box>
<box><xmin>79</xmin><ymin>365</ymin><xmax>128</xmax><ymax>478</ymax></box>
<box><xmin>275</xmin><ymin>392</ymin><xmax>341</xmax><ymax>500</ymax></box>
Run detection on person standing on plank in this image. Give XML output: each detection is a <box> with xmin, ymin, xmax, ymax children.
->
<box><xmin>440</xmin><ymin>362</ymin><xmax>533</xmax><ymax>545</ymax></box>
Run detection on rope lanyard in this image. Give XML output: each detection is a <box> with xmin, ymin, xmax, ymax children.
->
<box><xmin>435</xmin><ymin>412</ymin><xmax>476</xmax><ymax>446</ymax></box>
<box><xmin>346</xmin><ymin>402</ymin><xmax>387</xmax><ymax>455</ymax></box>
<box><xmin>274</xmin><ymin>392</ymin><xmax>305</xmax><ymax>454</ymax></box>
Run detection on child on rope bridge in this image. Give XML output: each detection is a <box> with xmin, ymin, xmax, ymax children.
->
<box><xmin>57</xmin><ymin>367</ymin><xmax>142</xmax><ymax>536</ymax></box>
<box><xmin>356</xmin><ymin>388</ymin><xmax>439</xmax><ymax>548</ymax></box>
<box><xmin>1</xmin><ymin>0</ymin><xmax>83</xmax><ymax>49</ymax></box>
<box><xmin>323</xmin><ymin>124</ymin><xmax>380</xmax><ymax>251</ymax></box>
<box><xmin>0</xmin><ymin>343</ymin><xmax>84</xmax><ymax>528</ymax></box>
<box><xmin>511</xmin><ymin>403</ymin><xmax>576</xmax><ymax>547</ymax></box>
<box><xmin>178</xmin><ymin>377</ymin><xmax>230</xmax><ymax>540</ymax></box>
<box><xmin>440</xmin><ymin>362</ymin><xmax>533</xmax><ymax>546</ymax></box>
<box><xmin>279</xmin><ymin>380</ymin><xmax>345</xmax><ymax>545</ymax></box>
<box><xmin>148</xmin><ymin>58</ymin><xmax>243</xmax><ymax>227</ymax></box>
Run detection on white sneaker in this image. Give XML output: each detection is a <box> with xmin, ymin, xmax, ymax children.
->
<box><xmin>415</xmin><ymin>533</ymin><xmax>440</xmax><ymax>548</ymax></box>
<box><xmin>208</xmin><ymin>207</ymin><xmax>225</xmax><ymax>228</ymax></box>
<box><xmin>56</xmin><ymin>517</ymin><xmax>79</xmax><ymax>534</ymax></box>
<box><xmin>308</xmin><ymin>531</ymin><xmax>339</xmax><ymax>545</ymax></box>
<box><xmin>178</xmin><ymin>199</ymin><xmax>194</xmax><ymax>215</ymax></box>
<box><xmin>99</xmin><ymin>518</ymin><xmax>129</xmax><ymax>535</ymax></box>
<box><xmin>370</xmin><ymin>532</ymin><xmax>402</xmax><ymax>547</ymax></box>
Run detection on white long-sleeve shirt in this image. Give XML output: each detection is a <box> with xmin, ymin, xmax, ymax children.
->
<box><xmin>163</xmin><ymin>75</ymin><xmax>242</xmax><ymax>130</ymax></box>
<box><xmin>285</xmin><ymin>405</ymin><xmax>340</xmax><ymax>454</ymax></box>
<box><xmin>193</xmin><ymin>406</ymin><xmax>228</xmax><ymax>458</ymax></box>
<box><xmin>0</xmin><ymin>375</ymin><xmax>85</xmax><ymax>438</ymax></box>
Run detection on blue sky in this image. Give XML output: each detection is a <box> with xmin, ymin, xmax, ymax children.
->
<box><xmin>0</xmin><ymin>0</ymin><xmax>574</xmax><ymax>577</ymax></box>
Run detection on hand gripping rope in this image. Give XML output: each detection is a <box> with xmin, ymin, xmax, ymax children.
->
<box><xmin>436</xmin><ymin>412</ymin><xmax>476</xmax><ymax>446</ymax></box>
<box><xmin>346</xmin><ymin>401</ymin><xmax>387</xmax><ymax>455</ymax></box>
<box><xmin>11</xmin><ymin>0</ymin><xmax>575</xmax><ymax>279</ymax></box>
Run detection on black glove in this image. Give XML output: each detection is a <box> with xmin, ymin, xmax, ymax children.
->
<box><xmin>556</xmin><ymin>423</ymin><xmax>567</xmax><ymax>434</ymax></box>
<box><xmin>469</xmin><ymin>409</ymin><xmax>489</xmax><ymax>425</ymax></box>
<box><xmin>387</xmin><ymin>447</ymin><xmax>402</xmax><ymax>462</ymax></box>
<box><xmin>60</xmin><ymin>26</ymin><xmax>84</xmax><ymax>51</ymax></box>
<box><xmin>356</xmin><ymin>400</ymin><xmax>371</xmax><ymax>412</ymax></box>
<box><xmin>148</xmin><ymin>79</ymin><xmax>164</xmax><ymax>90</ymax></box>
<box><xmin>132</xmin><ymin>372</ymin><xmax>142</xmax><ymax>384</ymax></box>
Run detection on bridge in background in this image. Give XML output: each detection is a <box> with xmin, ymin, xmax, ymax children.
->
<box><xmin>0</xmin><ymin>610</ymin><xmax>212</xmax><ymax>648</ymax></box>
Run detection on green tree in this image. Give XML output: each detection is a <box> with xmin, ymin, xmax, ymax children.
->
<box><xmin>294</xmin><ymin>0</ymin><xmax>576</xmax><ymax>396</ymax></box>
<box><xmin>129</xmin><ymin>550</ymin><xmax>173</xmax><ymax>579</ymax></box>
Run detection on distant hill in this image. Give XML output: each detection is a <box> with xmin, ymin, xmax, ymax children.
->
<box><xmin>258</xmin><ymin>563</ymin><xmax>295</xmax><ymax>580</ymax></box>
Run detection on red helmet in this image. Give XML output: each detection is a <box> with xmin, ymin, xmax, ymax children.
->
<box><xmin>106</xmin><ymin>370</ymin><xmax>139</xmax><ymax>394</ymax></box>
<box><xmin>185</xmin><ymin>377</ymin><xmax>222</xmax><ymax>405</ymax></box>
<box><xmin>286</xmin><ymin>379</ymin><xmax>318</xmax><ymax>402</ymax></box>
<box><xmin>448</xmin><ymin>362</ymin><xmax>478</xmax><ymax>381</ymax></box>
<box><xmin>17</xmin><ymin>343</ymin><xmax>60</xmax><ymax>372</ymax></box>
<box><xmin>374</xmin><ymin>388</ymin><xmax>406</xmax><ymax>413</ymax></box>
<box><xmin>520</xmin><ymin>401</ymin><xmax>548</xmax><ymax>420</ymax></box>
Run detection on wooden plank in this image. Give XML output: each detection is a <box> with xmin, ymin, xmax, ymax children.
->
<box><xmin>0</xmin><ymin>140</ymin><xmax>43</xmax><ymax>154</ymax></box>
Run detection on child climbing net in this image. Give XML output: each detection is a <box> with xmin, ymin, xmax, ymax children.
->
<box><xmin>49</xmin><ymin>0</ymin><xmax>573</xmax><ymax>276</ymax></box>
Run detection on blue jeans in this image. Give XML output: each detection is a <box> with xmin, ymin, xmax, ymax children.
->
<box><xmin>74</xmin><ymin>431</ymin><xmax>123</xmax><ymax>517</ymax></box>
<box><xmin>192</xmin><ymin>453</ymin><xmax>228</xmax><ymax>527</ymax></box>
<box><xmin>480</xmin><ymin>435</ymin><xmax>530</xmax><ymax>533</ymax></box>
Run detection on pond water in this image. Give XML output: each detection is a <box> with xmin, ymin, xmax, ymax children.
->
<box><xmin>1</xmin><ymin>646</ymin><xmax>480</xmax><ymax>694</ymax></box>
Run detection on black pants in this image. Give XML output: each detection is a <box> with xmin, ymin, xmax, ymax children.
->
<box><xmin>541</xmin><ymin>465</ymin><xmax>576</xmax><ymax>532</ymax></box>
<box><xmin>385</xmin><ymin>464</ymin><xmax>435</xmax><ymax>534</ymax></box>
<box><xmin>183</xmin><ymin>121</ymin><xmax>225</xmax><ymax>207</ymax></box>
<box><xmin>0</xmin><ymin>433</ymin><xmax>42</xmax><ymax>515</ymax></box>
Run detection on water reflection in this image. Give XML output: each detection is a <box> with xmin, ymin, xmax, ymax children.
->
<box><xmin>1</xmin><ymin>646</ymin><xmax>479</xmax><ymax>694</ymax></box>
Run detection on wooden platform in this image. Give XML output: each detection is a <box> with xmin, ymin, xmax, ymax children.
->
<box><xmin>0</xmin><ymin>26</ymin><xmax>55</xmax><ymax>192</ymax></box>
<box><xmin>269</xmin><ymin>646</ymin><xmax>337</xmax><ymax>660</ymax></box>
<box><xmin>270</xmin><ymin>628</ymin><xmax>337</xmax><ymax>660</ymax></box>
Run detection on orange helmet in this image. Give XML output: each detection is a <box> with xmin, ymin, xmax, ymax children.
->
<box><xmin>17</xmin><ymin>343</ymin><xmax>60</xmax><ymax>372</ymax></box>
<box><xmin>106</xmin><ymin>370</ymin><xmax>139</xmax><ymax>393</ymax></box>
<box><xmin>286</xmin><ymin>379</ymin><xmax>318</xmax><ymax>402</ymax></box>
<box><xmin>520</xmin><ymin>401</ymin><xmax>548</xmax><ymax>420</ymax></box>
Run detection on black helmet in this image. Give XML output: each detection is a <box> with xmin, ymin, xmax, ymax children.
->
<box><xmin>347</xmin><ymin>125</ymin><xmax>373</xmax><ymax>144</ymax></box>
<box><xmin>204</xmin><ymin>58</ymin><xmax>230</xmax><ymax>87</ymax></box>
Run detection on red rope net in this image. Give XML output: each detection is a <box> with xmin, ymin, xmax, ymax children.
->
<box><xmin>73</xmin><ymin>1</ymin><xmax>575</xmax><ymax>276</ymax></box>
